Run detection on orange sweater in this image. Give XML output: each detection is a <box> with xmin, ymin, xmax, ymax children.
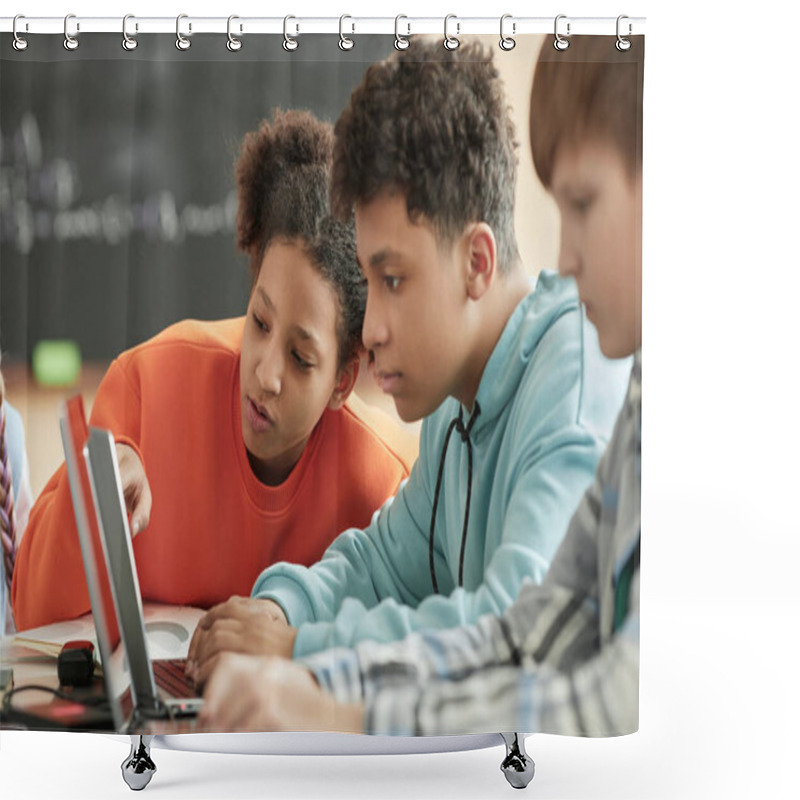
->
<box><xmin>12</xmin><ymin>318</ymin><xmax>417</xmax><ymax>631</ymax></box>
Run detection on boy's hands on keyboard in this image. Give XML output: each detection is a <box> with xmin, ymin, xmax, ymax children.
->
<box><xmin>186</xmin><ymin>596</ymin><xmax>297</xmax><ymax>690</ymax></box>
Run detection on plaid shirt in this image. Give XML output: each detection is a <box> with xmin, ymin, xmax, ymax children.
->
<box><xmin>306</xmin><ymin>351</ymin><xmax>641</xmax><ymax>737</ymax></box>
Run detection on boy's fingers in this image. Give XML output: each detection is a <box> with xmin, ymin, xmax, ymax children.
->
<box><xmin>188</xmin><ymin>606</ymin><xmax>228</xmax><ymax>663</ymax></box>
<box><xmin>190</xmin><ymin>619</ymin><xmax>250</xmax><ymax>679</ymax></box>
<box><xmin>189</xmin><ymin>598</ymin><xmax>274</xmax><ymax>676</ymax></box>
<box><xmin>199</xmin><ymin>597</ymin><xmax>251</xmax><ymax>629</ymax></box>
<box><xmin>194</xmin><ymin>651</ymin><xmax>222</xmax><ymax>692</ymax></box>
<box><xmin>201</xmin><ymin>599</ymin><xmax>234</xmax><ymax>626</ymax></box>
<box><xmin>198</xmin><ymin>655</ymin><xmax>224</xmax><ymax>723</ymax></box>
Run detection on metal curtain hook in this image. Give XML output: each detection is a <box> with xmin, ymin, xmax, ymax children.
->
<box><xmin>616</xmin><ymin>14</ymin><xmax>632</xmax><ymax>51</ymax></box>
<box><xmin>63</xmin><ymin>13</ymin><xmax>79</xmax><ymax>51</ymax></box>
<box><xmin>499</xmin><ymin>14</ymin><xmax>516</xmax><ymax>51</ymax></box>
<box><xmin>554</xmin><ymin>14</ymin><xmax>570</xmax><ymax>51</ymax></box>
<box><xmin>394</xmin><ymin>14</ymin><xmax>410</xmax><ymax>50</ymax></box>
<box><xmin>12</xmin><ymin>14</ymin><xmax>28</xmax><ymax>51</ymax></box>
<box><xmin>227</xmin><ymin>15</ymin><xmax>242</xmax><ymax>51</ymax></box>
<box><xmin>122</xmin><ymin>14</ymin><xmax>138</xmax><ymax>51</ymax></box>
<box><xmin>339</xmin><ymin>14</ymin><xmax>354</xmax><ymax>50</ymax></box>
<box><xmin>283</xmin><ymin>15</ymin><xmax>298</xmax><ymax>51</ymax></box>
<box><xmin>444</xmin><ymin>14</ymin><xmax>459</xmax><ymax>51</ymax></box>
<box><xmin>176</xmin><ymin>14</ymin><xmax>191</xmax><ymax>51</ymax></box>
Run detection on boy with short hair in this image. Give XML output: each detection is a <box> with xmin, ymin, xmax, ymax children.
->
<box><xmin>187</xmin><ymin>39</ymin><xmax>630</xmax><ymax>682</ymax></box>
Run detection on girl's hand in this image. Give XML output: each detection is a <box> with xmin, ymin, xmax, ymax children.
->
<box><xmin>115</xmin><ymin>443</ymin><xmax>152</xmax><ymax>537</ymax></box>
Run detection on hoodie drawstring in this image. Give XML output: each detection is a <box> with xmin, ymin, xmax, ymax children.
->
<box><xmin>428</xmin><ymin>401</ymin><xmax>481</xmax><ymax>593</ymax></box>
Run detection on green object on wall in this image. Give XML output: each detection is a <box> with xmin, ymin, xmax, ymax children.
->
<box><xmin>32</xmin><ymin>340</ymin><xmax>82</xmax><ymax>387</ymax></box>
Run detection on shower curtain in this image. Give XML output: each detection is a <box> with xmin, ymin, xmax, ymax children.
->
<box><xmin>0</xmin><ymin>23</ymin><xmax>644</xmax><ymax>744</ymax></box>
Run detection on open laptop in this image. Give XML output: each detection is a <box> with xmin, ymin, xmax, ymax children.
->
<box><xmin>60</xmin><ymin>397</ymin><xmax>202</xmax><ymax>731</ymax></box>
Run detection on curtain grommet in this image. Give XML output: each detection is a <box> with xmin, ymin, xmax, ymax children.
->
<box><xmin>339</xmin><ymin>14</ymin><xmax>354</xmax><ymax>51</ymax></box>
<box><xmin>12</xmin><ymin>14</ymin><xmax>29</xmax><ymax>51</ymax></box>
<box><xmin>176</xmin><ymin>14</ymin><xmax>191</xmax><ymax>51</ymax></box>
<box><xmin>554</xmin><ymin>14</ymin><xmax>570</xmax><ymax>51</ymax></box>
<box><xmin>63</xmin><ymin>13</ymin><xmax>79</xmax><ymax>51</ymax></box>
<box><xmin>616</xmin><ymin>15</ymin><xmax>632</xmax><ymax>51</ymax></box>
<box><xmin>227</xmin><ymin>15</ymin><xmax>242</xmax><ymax>52</ymax></box>
<box><xmin>444</xmin><ymin>14</ymin><xmax>460</xmax><ymax>51</ymax></box>
<box><xmin>283</xmin><ymin>15</ymin><xmax>299</xmax><ymax>51</ymax></box>
<box><xmin>499</xmin><ymin>14</ymin><xmax>516</xmax><ymax>51</ymax></box>
<box><xmin>394</xmin><ymin>15</ymin><xmax>410</xmax><ymax>51</ymax></box>
<box><xmin>122</xmin><ymin>14</ymin><xmax>138</xmax><ymax>51</ymax></box>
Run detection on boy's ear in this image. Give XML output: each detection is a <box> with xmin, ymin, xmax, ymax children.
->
<box><xmin>464</xmin><ymin>223</ymin><xmax>497</xmax><ymax>300</ymax></box>
<box><xmin>328</xmin><ymin>356</ymin><xmax>360</xmax><ymax>410</ymax></box>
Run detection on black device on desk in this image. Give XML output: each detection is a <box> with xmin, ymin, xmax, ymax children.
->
<box><xmin>0</xmin><ymin>664</ymin><xmax>114</xmax><ymax>731</ymax></box>
<box><xmin>57</xmin><ymin>640</ymin><xmax>96</xmax><ymax>687</ymax></box>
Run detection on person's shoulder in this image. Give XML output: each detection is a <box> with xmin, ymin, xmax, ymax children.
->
<box><xmin>118</xmin><ymin>318</ymin><xmax>245</xmax><ymax>365</ymax></box>
<box><xmin>503</xmin><ymin>274</ymin><xmax>587</xmax><ymax>428</ymax></box>
<box><xmin>513</xmin><ymin>272</ymin><xmax>583</xmax><ymax>377</ymax></box>
<box><xmin>339</xmin><ymin>394</ymin><xmax>420</xmax><ymax>473</ymax></box>
<box><xmin>506</xmin><ymin>271</ymin><xmax>583</xmax><ymax>368</ymax></box>
<box><xmin>513</xmin><ymin>275</ymin><xmax>630</xmax><ymax>436</ymax></box>
<box><xmin>524</xmin><ymin>269</ymin><xmax>581</xmax><ymax>321</ymax></box>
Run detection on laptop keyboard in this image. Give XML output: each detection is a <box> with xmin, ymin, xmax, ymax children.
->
<box><xmin>152</xmin><ymin>659</ymin><xmax>198</xmax><ymax>698</ymax></box>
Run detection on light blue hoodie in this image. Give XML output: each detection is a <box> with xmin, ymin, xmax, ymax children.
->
<box><xmin>252</xmin><ymin>271</ymin><xmax>631</xmax><ymax>659</ymax></box>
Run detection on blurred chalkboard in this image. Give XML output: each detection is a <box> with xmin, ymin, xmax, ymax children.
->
<box><xmin>0</xmin><ymin>33</ymin><xmax>395</xmax><ymax>362</ymax></box>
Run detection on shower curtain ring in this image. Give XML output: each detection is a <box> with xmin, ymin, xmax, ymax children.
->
<box><xmin>394</xmin><ymin>15</ymin><xmax>410</xmax><ymax>50</ymax></box>
<box><xmin>339</xmin><ymin>15</ymin><xmax>355</xmax><ymax>50</ymax></box>
<box><xmin>499</xmin><ymin>14</ymin><xmax>516</xmax><ymax>51</ymax></box>
<box><xmin>283</xmin><ymin>15</ymin><xmax>299</xmax><ymax>51</ymax></box>
<box><xmin>12</xmin><ymin>15</ymin><xmax>28</xmax><ymax>51</ymax></box>
<box><xmin>444</xmin><ymin>14</ymin><xmax>460</xmax><ymax>51</ymax></box>
<box><xmin>176</xmin><ymin>14</ymin><xmax>191</xmax><ymax>51</ymax></box>
<box><xmin>122</xmin><ymin>15</ymin><xmax>138</xmax><ymax>51</ymax></box>
<box><xmin>227</xmin><ymin>15</ymin><xmax>242</xmax><ymax>51</ymax></box>
<box><xmin>63</xmin><ymin>14</ymin><xmax>79</xmax><ymax>51</ymax></box>
<box><xmin>553</xmin><ymin>14</ymin><xmax>570</xmax><ymax>51</ymax></box>
<box><xmin>616</xmin><ymin>15</ymin><xmax>632</xmax><ymax>51</ymax></box>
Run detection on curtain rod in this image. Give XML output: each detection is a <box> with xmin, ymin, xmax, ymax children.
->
<box><xmin>0</xmin><ymin>15</ymin><xmax>646</xmax><ymax>37</ymax></box>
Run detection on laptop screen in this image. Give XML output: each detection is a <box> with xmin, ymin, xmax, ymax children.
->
<box><xmin>60</xmin><ymin>395</ymin><xmax>132</xmax><ymax>730</ymax></box>
<box><xmin>84</xmin><ymin>426</ymin><xmax>161</xmax><ymax>714</ymax></box>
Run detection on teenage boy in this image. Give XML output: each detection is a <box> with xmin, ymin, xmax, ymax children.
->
<box><xmin>187</xmin><ymin>39</ymin><xmax>630</xmax><ymax>684</ymax></box>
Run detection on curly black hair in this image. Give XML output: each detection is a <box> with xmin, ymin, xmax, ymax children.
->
<box><xmin>331</xmin><ymin>39</ymin><xmax>520</xmax><ymax>273</ymax></box>
<box><xmin>235</xmin><ymin>109</ymin><xmax>365</xmax><ymax>368</ymax></box>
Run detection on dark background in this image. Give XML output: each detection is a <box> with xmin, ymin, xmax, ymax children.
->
<box><xmin>0</xmin><ymin>34</ymin><xmax>395</xmax><ymax>362</ymax></box>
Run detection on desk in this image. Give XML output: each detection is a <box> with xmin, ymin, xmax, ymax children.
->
<box><xmin>0</xmin><ymin>604</ymin><xmax>206</xmax><ymax>734</ymax></box>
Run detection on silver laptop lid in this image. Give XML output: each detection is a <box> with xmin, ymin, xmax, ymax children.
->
<box><xmin>84</xmin><ymin>427</ymin><xmax>162</xmax><ymax>716</ymax></box>
<box><xmin>59</xmin><ymin>404</ymin><xmax>131</xmax><ymax>731</ymax></box>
